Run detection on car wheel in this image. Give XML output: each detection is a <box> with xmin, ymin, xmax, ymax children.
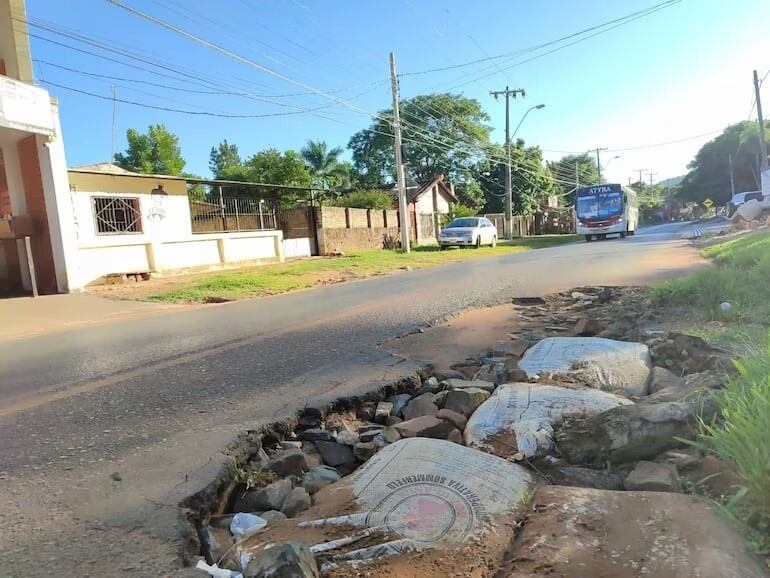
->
<box><xmin>439</xmin><ymin>245</ymin><xmax>447</xmax><ymax>251</ymax></box>
<box><xmin>491</xmin><ymin>236</ymin><xmax>497</xmax><ymax>247</ymax></box>
<box><xmin>475</xmin><ymin>236</ymin><xmax>481</xmax><ymax>248</ymax></box>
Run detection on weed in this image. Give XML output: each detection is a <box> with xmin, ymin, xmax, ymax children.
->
<box><xmin>233</xmin><ymin>462</ymin><xmax>276</xmax><ymax>490</ymax></box>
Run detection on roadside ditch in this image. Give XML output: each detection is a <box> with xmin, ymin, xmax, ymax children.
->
<box><xmin>181</xmin><ymin>285</ymin><xmax>767</xmax><ymax>577</ymax></box>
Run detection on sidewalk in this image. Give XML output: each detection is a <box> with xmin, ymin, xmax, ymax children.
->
<box><xmin>0</xmin><ymin>293</ymin><xmax>184</xmax><ymax>341</ymax></box>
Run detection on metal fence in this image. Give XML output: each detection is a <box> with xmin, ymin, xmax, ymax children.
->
<box><xmin>189</xmin><ymin>195</ymin><xmax>278</xmax><ymax>233</ymax></box>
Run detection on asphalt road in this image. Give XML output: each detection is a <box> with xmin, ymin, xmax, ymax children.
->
<box><xmin>0</xmin><ymin>222</ymin><xmax>706</xmax><ymax>576</ymax></box>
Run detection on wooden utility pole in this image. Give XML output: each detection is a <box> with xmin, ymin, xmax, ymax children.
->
<box><xmin>389</xmin><ymin>52</ymin><xmax>410</xmax><ymax>252</ymax></box>
<box><xmin>595</xmin><ymin>147</ymin><xmax>608</xmax><ymax>181</ymax></box>
<box><xmin>728</xmin><ymin>153</ymin><xmax>736</xmax><ymax>196</ymax></box>
<box><xmin>490</xmin><ymin>86</ymin><xmax>525</xmax><ymax>239</ymax></box>
<box><xmin>753</xmin><ymin>70</ymin><xmax>768</xmax><ymax>171</ymax></box>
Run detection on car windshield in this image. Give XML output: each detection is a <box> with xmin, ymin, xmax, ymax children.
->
<box><xmin>576</xmin><ymin>191</ymin><xmax>623</xmax><ymax>219</ymax></box>
<box><xmin>446</xmin><ymin>218</ymin><xmax>479</xmax><ymax>228</ymax></box>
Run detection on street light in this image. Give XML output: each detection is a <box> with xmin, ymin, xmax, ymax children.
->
<box><xmin>511</xmin><ymin>104</ymin><xmax>546</xmax><ymax>140</ymax></box>
<box><xmin>602</xmin><ymin>155</ymin><xmax>621</xmax><ymax>174</ymax></box>
<box><xmin>506</xmin><ymin>104</ymin><xmax>545</xmax><ymax>239</ymax></box>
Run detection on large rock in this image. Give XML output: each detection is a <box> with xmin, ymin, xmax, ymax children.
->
<box><xmin>268</xmin><ymin>449</ymin><xmax>309</xmax><ymax>478</ymax></box>
<box><xmin>436</xmin><ymin>408</ymin><xmax>467</xmax><ymax>430</ymax></box>
<box><xmin>475</xmin><ymin>362</ymin><xmax>508</xmax><ymax>385</ymax></box>
<box><xmin>574</xmin><ymin>317</ymin><xmax>603</xmax><ymax>337</ymax></box>
<box><xmin>649</xmin><ymin>366</ymin><xmax>683</xmax><ymax>393</ymax></box>
<box><xmin>281</xmin><ymin>487</ymin><xmax>312</xmax><ymax>517</ymax></box>
<box><xmin>234</xmin><ymin>478</ymin><xmax>293</xmax><ymax>512</ymax></box>
<box><xmin>556</xmin><ymin>398</ymin><xmax>717</xmax><ymax>466</ymax></box>
<box><xmin>443</xmin><ymin>387</ymin><xmax>491</xmax><ymax>417</ymax></box>
<box><xmin>544</xmin><ymin>465</ymin><xmax>624</xmax><ymax>490</ymax></box>
<box><xmin>314</xmin><ymin>441</ymin><xmax>355</xmax><ymax>474</ymax></box>
<box><xmin>518</xmin><ymin>337</ymin><xmax>652</xmax><ymax>397</ymax></box>
<box><xmin>443</xmin><ymin>378</ymin><xmax>495</xmax><ymax>392</ymax></box>
<box><xmin>301</xmin><ymin>466</ymin><xmax>340</xmax><ymax>495</ymax></box>
<box><xmin>387</xmin><ymin>393</ymin><xmax>412</xmax><ymax>417</ymax></box>
<box><xmin>244</xmin><ymin>542</ymin><xmax>319</xmax><ymax>578</ymax></box>
<box><xmin>648</xmin><ymin>332</ymin><xmax>734</xmax><ymax>375</ymax></box>
<box><xmin>624</xmin><ymin>461</ymin><xmax>681</xmax><ymax>492</ymax></box>
<box><xmin>200</xmin><ymin>525</ymin><xmax>234</xmax><ymax>565</ymax></box>
<box><xmin>503</xmin><ymin>485</ymin><xmax>768</xmax><ymax>578</ymax></box>
<box><xmin>353</xmin><ymin>441</ymin><xmax>378</xmax><ymax>461</ymax></box>
<box><xmin>402</xmin><ymin>392</ymin><xmax>439</xmax><ymax>420</ymax></box>
<box><xmin>465</xmin><ymin>384</ymin><xmax>632</xmax><ymax>458</ymax></box>
<box><xmin>393</xmin><ymin>415</ymin><xmax>456</xmax><ymax>439</ymax></box>
<box><xmin>645</xmin><ymin>370</ymin><xmax>725</xmax><ymax>403</ymax></box>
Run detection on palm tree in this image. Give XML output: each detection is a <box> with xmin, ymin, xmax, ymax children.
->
<box><xmin>301</xmin><ymin>140</ymin><xmax>346</xmax><ymax>189</ymax></box>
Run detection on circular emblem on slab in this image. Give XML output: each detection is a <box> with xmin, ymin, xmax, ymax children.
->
<box><xmin>365</xmin><ymin>483</ymin><xmax>475</xmax><ymax>545</ymax></box>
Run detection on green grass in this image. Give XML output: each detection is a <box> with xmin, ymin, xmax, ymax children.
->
<box><xmin>690</xmin><ymin>337</ymin><xmax>770</xmax><ymax>561</ymax></box>
<box><xmin>651</xmin><ymin>233</ymin><xmax>770</xmax><ymax>323</ymax></box>
<box><xmin>148</xmin><ymin>235</ymin><xmax>580</xmax><ymax>303</ymax></box>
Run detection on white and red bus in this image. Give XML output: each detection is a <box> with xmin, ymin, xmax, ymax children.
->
<box><xmin>575</xmin><ymin>183</ymin><xmax>639</xmax><ymax>241</ymax></box>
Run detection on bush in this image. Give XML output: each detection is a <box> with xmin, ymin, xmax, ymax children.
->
<box><xmin>440</xmin><ymin>203</ymin><xmax>478</xmax><ymax>227</ymax></box>
<box><xmin>336</xmin><ymin>189</ymin><xmax>393</xmax><ymax>210</ymax></box>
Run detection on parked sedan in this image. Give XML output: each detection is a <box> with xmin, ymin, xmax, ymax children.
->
<box><xmin>438</xmin><ymin>217</ymin><xmax>498</xmax><ymax>249</ymax></box>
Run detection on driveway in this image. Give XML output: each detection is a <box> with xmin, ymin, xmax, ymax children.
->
<box><xmin>0</xmin><ymin>222</ymin><xmax>707</xmax><ymax>576</ymax></box>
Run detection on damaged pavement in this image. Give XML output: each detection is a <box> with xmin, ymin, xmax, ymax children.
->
<box><xmin>185</xmin><ymin>287</ymin><xmax>767</xmax><ymax>578</ymax></box>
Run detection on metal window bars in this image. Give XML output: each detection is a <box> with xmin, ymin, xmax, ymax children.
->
<box><xmin>92</xmin><ymin>196</ymin><xmax>142</xmax><ymax>234</ymax></box>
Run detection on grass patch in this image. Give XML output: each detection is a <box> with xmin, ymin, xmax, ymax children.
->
<box><xmin>651</xmin><ymin>233</ymin><xmax>770</xmax><ymax>323</ymax></box>
<box><xmin>147</xmin><ymin>235</ymin><xmax>579</xmax><ymax>303</ymax></box>
<box><xmin>690</xmin><ymin>336</ymin><xmax>770</xmax><ymax>561</ymax></box>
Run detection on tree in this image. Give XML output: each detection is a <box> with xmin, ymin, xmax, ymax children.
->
<box><xmin>678</xmin><ymin>121</ymin><xmax>768</xmax><ymax>205</ymax></box>
<box><xmin>336</xmin><ymin>189</ymin><xmax>393</xmax><ymax>210</ymax></box>
<box><xmin>221</xmin><ymin>149</ymin><xmax>312</xmax><ymax>188</ymax></box>
<box><xmin>300</xmin><ymin>140</ymin><xmax>352</xmax><ymax>189</ymax></box>
<box><xmin>348</xmin><ymin>93</ymin><xmax>492</xmax><ymax>185</ymax></box>
<box><xmin>114</xmin><ymin>124</ymin><xmax>185</xmax><ymax>175</ymax></box>
<box><xmin>477</xmin><ymin>141</ymin><xmax>553</xmax><ymax>214</ymax></box>
<box><xmin>209</xmin><ymin>140</ymin><xmax>241</xmax><ymax>178</ymax></box>
<box><xmin>547</xmin><ymin>153</ymin><xmax>600</xmax><ymax>205</ymax></box>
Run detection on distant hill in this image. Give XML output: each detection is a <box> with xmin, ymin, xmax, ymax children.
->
<box><xmin>659</xmin><ymin>175</ymin><xmax>685</xmax><ymax>187</ymax></box>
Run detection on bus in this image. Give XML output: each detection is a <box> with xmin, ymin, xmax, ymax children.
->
<box><xmin>575</xmin><ymin>183</ymin><xmax>639</xmax><ymax>241</ymax></box>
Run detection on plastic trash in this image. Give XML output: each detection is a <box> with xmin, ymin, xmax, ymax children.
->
<box><xmin>464</xmin><ymin>383</ymin><xmax>634</xmax><ymax>458</ymax></box>
<box><xmin>229</xmin><ymin>512</ymin><xmax>267</xmax><ymax>540</ymax></box>
<box><xmin>195</xmin><ymin>559</ymin><xmax>243</xmax><ymax>578</ymax></box>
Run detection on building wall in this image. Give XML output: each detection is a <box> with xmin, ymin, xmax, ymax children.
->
<box><xmin>0</xmin><ymin>0</ymin><xmax>33</xmax><ymax>83</ymax></box>
<box><xmin>313</xmin><ymin>206</ymin><xmax>401</xmax><ymax>255</ymax></box>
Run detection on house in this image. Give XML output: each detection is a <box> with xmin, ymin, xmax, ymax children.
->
<box><xmin>388</xmin><ymin>175</ymin><xmax>457</xmax><ymax>244</ymax></box>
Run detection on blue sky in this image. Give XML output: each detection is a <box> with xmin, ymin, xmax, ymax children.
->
<box><xmin>26</xmin><ymin>0</ymin><xmax>770</xmax><ymax>184</ymax></box>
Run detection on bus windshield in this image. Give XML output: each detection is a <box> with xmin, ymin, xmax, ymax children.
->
<box><xmin>577</xmin><ymin>191</ymin><xmax>623</xmax><ymax>219</ymax></box>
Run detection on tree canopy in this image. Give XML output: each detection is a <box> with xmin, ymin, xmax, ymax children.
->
<box><xmin>114</xmin><ymin>124</ymin><xmax>185</xmax><ymax>175</ymax></box>
<box><xmin>220</xmin><ymin>149</ymin><xmax>312</xmax><ymax>188</ymax></box>
<box><xmin>547</xmin><ymin>153</ymin><xmax>600</xmax><ymax>205</ymax></box>
<box><xmin>209</xmin><ymin>139</ymin><xmax>241</xmax><ymax>178</ymax></box>
<box><xmin>348</xmin><ymin>93</ymin><xmax>491</xmax><ymax>186</ymax></box>
<box><xmin>300</xmin><ymin>140</ymin><xmax>352</xmax><ymax>189</ymax></box>
<box><xmin>678</xmin><ymin>121</ymin><xmax>768</xmax><ymax>205</ymax></box>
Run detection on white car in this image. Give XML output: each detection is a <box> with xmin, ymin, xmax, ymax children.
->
<box><xmin>439</xmin><ymin>217</ymin><xmax>498</xmax><ymax>249</ymax></box>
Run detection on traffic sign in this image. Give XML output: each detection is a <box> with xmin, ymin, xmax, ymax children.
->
<box><xmin>703</xmin><ymin>198</ymin><xmax>714</xmax><ymax>209</ymax></box>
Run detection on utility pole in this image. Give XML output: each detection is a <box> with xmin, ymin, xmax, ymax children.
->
<box><xmin>490</xmin><ymin>86</ymin><xmax>526</xmax><ymax>239</ymax></box>
<box><xmin>594</xmin><ymin>147</ymin><xmax>608</xmax><ymax>181</ymax></box>
<box><xmin>728</xmin><ymin>153</ymin><xmax>736</xmax><ymax>196</ymax></box>
<box><xmin>647</xmin><ymin>171</ymin><xmax>658</xmax><ymax>203</ymax></box>
<box><xmin>634</xmin><ymin>168</ymin><xmax>646</xmax><ymax>188</ymax></box>
<box><xmin>575</xmin><ymin>161</ymin><xmax>580</xmax><ymax>189</ymax></box>
<box><xmin>110</xmin><ymin>85</ymin><xmax>117</xmax><ymax>163</ymax></box>
<box><xmin>389</xmin><ymin>53</ymin><xmax>410</xmax><ymax>253</ymax></box>
<box><xmin>753</xmin><ymin>70</ymin><xmax>768</xmax><ymax>171</ymax></box>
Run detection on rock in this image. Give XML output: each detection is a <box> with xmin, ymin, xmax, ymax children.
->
<box><xmin>475</xmin><ymin>362</ymin><xmax>508</xmax><ymax>385</ymax></box>
<box><xmin>447</xmin><ymin>428</ymin><xmax>464</xmax><ymax>445</ymax></box>
<box><xmin>684</xmin><ymin>455</ymin><xmax>742</xmax><ymax>498</ymax></box>
<box><xmin>545</xmin><ymin>465</ymin><xmax>624</xmax><ymax>490</ymax></box>
<box><xmin>430</xmin><ymin>369</ymin><xmax>467</xmax><ymax>381</ymax></box>
<box><xmin>624</xmin><ymin>461</ymin><xmax>681</xmax><ymax>492</ymax></box>
<box><xmin>432</xmin><ymin>390</ymin><xmax>449</xmax><ymax>408</ymax></box>
<box><xmin>335</xmin><ymin>430</ymin><xmax>359</xmax><ymax>446</ymax></box>
<box><xmin>443</xmin><ymin>378</ymin><xmax>495</xmax><ymax>393</ymax></box>
<box><xmin>259</xmin><ymin>510</ymin><xmax>287</xmax><ymax>524</ymax></box>
<box><xmin>268</xmin><ymin>449</ymin><xmax>308</xmax><ymax>478</ymax></box>
<box><xmin>296</xmin><ymin>408</ymin><xmax>322</xmax><ymax>430</ymax></box>
<box><xmin>393</xmin><ymin>415</ymin><xmax>456</xmax><ymax>439</ymax></box>
<box><xmin>422</xmin><ymin>376</ymin><xmax>441</xmax><ymax>392</ymax></box>
<box><xmin>314</xmin><ymin>440</ymin><xmax>355</xmax><ymax>472</ymax></box>
<box><xmin>382</xmin><ymin>426</ymin><xmax>401</xmax><ymax>444</ymax></box>
<box><xmin>574</xmin><ymin>317</ymin><xmax>603</xmax><ymax>336</ymax></box>
<box><xmin>556</xmin><ymin>398</ymin><xmax>717</xmax><ymax>466</ymax></box>
<box><xmin>281</xmin><ymin>487</ymin><xmax>312</xmax><ymax>517</ymax></box>
<box><xmin>504</xmin><ymin>363</ymin><xmax>529</xmax><ymax>383</ymax></box>
<box><xmin>354</xmin><ymin>441</ymin><xmax>378</xmax><ymax>461</ymax></box>
<box><xmin>518</xmin><ymin>337</ymin><xmax>652</xmax><ymax>397</ymax></box>
<box><xmin>387</xmin><ymin>393</ymin><xmax>412</xmax><ymax>417</ymax></box>
<box><xmin>452</xmin><ymin>363</ymin><xmax>482</xmax><ymax>380</ymax></box>
<box><xmin>234</xmin><ymin>478</ymin><xmax>293</xmax><ymax>512</ymax></box>
<box><xmin>358</xmin><ymin>428</ymin><xmax>384</xmax><ymax>443</ymax></box>
<box><xmin>302</xmin><ymin>466</ymin><xmax>341</xmax><ymax>495</ymax></box>
<box><xmin>358</xmin><ymin>424</ymin><xmax>384</xmax><ymax>434</ymax></box>
<box><xmin>493</xmin><ymin>339</ymin><xmax>530</xmax><ymax>357</ymax></box>
<box><xmin>443</xmin><ymin>387</ymin><xmax>491</xmax><ymax>418</ymax></box>
<box><xmin>648</xmin><ymin>332</ymin><xmax>734</xmax><ymax>375</ymax></box>
<box><xmin>649</xmin><ymin>366</ymin><xmax>682</xmax><ymax>393</ymax></box>
<box><xmin>200</xmin><ymin>525</ymin><xmax>234</xmax><ymax>565</ymax></box>
<box><xmin>300</xmin><ymin>442</ymin><xmax>322</xmax><ymax>469</ymax></box>
<box><xmin>645</xmin><ymin>369</ymin><xmax>726</xmax><ymax>403</ymax></box>
<box><xmin>436</xmin><ymin>408</ymin><xmax>468</xmax><ymax>430</ymax></box>
<box><xmin>403</xmin><ymin>392</ymin><xmax>439</xmax><ymax>420</ymax></box>
<box><xmin>505</xmin><ymin>485</ymin><xmax>768</xmax><ymax>578</ymax></box>
<box><xmin>297</xmin><ymin>428</ymin><xmax>334</xmax><ymax>443</ymax></box>
<box><xmin>464</xmin><ymin>384</ymin><xmax>632</xmax><ymax>458</ymax></box>
<box><xmin>385</xmin><ymin>415</ymin><xmax>403</xmax><ymax>426</ymax></box>
<box><xmin>244</xmin><ymin>542</ymin><xmax>319</xmax><ymax>578</ymax></box>
<box><xmin>279</xmin><ymin>441</ymin><xmax>303</xmax><ymax>450</ymax></box>
<box><xmin>656</xmin><ymin>448</ymin><xmax>703</xmax><ymax>471</ymax></box>
<box><xmin>374</xmin><ymin>402</ymin><xmax>393</xmax><ymax>424</ymax></box>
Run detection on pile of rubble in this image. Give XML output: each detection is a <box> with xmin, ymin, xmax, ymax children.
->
<box><xmin>188</xmin><ymin>287</ymin><xmax>764</xmax><ymax>577</ymax></box>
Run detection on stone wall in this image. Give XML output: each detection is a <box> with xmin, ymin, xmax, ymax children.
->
<box><xmin>315</xmin><ymin>206</ymin><xmax>401</xmax><ymax>255</ymax></box>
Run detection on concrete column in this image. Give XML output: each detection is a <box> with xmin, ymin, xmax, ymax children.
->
<box><xmin>216</xmin><ymin>236</ymin><xmax>228</xmax><ymax>264</ymax></box>
<box><xmin>273</xmin><ymin>230</ymin><xmax>285</xmax><ymax>262</ymax></box>
<box><xmin>1</xmin><ymin>141</ymin><xmax>30</xmax><ymax>289</ymax></box>
<box><xmin>145</xmin><ymin>242</ymin><xmax>162</xmax><ymax>272</ymax></box>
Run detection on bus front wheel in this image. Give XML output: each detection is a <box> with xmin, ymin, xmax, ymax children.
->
<box><xmin>620</xmin><ymin>231</ymin><xmax>626</xmax><ymax>239</ymax></box>
<box><xmin>585</xmin><ymin>235</ymin><xmax>593</xmax><ymax>242</ymax></box>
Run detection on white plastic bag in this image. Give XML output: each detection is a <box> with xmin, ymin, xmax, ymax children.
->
<box><xmin>229</xmin><ymin>512</ymin><xmax>267</xmax><ymax>540</ymax></box>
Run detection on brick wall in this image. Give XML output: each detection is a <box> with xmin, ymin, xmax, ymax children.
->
<box><xmin>317</xmin><ymin>227</ymin><xmax>400</xmax><ymax>255</ymax></box>
<box><xmin>18</xmin><ymin>135</ymin><xmax>57</xmax><ymax>293</ymax></box>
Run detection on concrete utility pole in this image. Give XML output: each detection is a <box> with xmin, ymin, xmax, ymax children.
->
<box><xmin>594</xmin><ymin>147</ymin><xmax>608</xmax><ymax>181</ymax></box>
<box><xmin>647</xmin><ymin>172</ymin><xmax>658</xmax><ymax>202</ymax></box>
<box><xmin>634</xmin><ymin>168</ymin><xmax>646</xmax><ymax>187</ymax></box>
<box><xmin>490</xmin><ymin>86</ymin><xmax>526</xmax><ymax>239</ymax></box>
<box><xmin>110</xmin><ymin>85</ymin><xmax>117</xmax><ymax>163</ymax></box>
<box><xmin>753</xmin><ymin>70</ymin><xmax>768</xmax><ymax>171</ymax></box>
<box><xmin>389</xmin><ymin>52</ymin><xmax>410</xmax><ymax>253</ymax></box>
<box><xmin>728</xmin><ymin>153</ymin><xmax>736</xmax><ymax>196</ymax></box>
